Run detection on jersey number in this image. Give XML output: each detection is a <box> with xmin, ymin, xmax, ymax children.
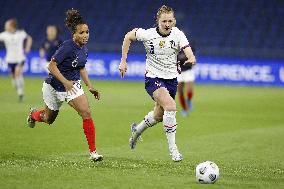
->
<box><xmin>170</xmin><ymin>40</ymin><xmax>175</xmax><ymax>49</ymax></box>
<box><xmin>150</xmin><ymin>42</ymin><xmax>154</xmax><ymax>54</ymax></box>
<box><xmin>72</xmin><ymin>55</ymin><xmax>79</xmax><ymax>67</ymax></box>
<box><xmin>75</xmin><ymin>82</ymin><xmax>82</xmax><ymax>89</ymax></box>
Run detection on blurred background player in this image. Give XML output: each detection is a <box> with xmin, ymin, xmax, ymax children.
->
<box><xmin>39</xmin><ymin>25</ymin><xmax>62</xmax><ymax>73</ymax></box>
<box><xmin>27</xmin><ymin>9</ymin><xmax>103</xmax><ymax>162</ymax></box>
<box><xmin>177</xmin><ymin>42</ymin><xmax>196</xmax><ymax>117</ymax></box>
<box><xmin>0</xmin><ymin>18</ymin><xmax>32</xmax><ymax>102</ymax></box>
<box><xmin>119</xmin><ymin>5</ymin><xmax>196</xmax><ymax>162</ymax></box>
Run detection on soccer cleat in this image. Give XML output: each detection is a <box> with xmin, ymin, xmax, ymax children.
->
<box><xmin>129</xmin><ymin>123</ymin><xmax>142</xmax><ymax>149</ymax></box>
<box><xmin>27</xmin><ymin>108</ymin><xmax>37</xmax><ymax>128</ymax></box>
<box><xmin>170</xmin><ymin>147</ymin><xmax>183</xmax><ymax>162</ymax></box>
<box><xmin>89</xmin><ymin>151</ymin><xmax>103</xmax><ymax>162</ymax></box>
<box><xmin>18</xmin><ymin>95</ymin><xmax>24</xmax><ymax>103</ymax></box>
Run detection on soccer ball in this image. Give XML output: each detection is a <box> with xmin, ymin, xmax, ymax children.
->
<box><xmin>195</xmin><ymin>161</ymin><xmax>219</xmax><ymax>184</ymax></box>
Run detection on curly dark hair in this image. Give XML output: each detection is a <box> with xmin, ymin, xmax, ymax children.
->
<box><xmin>65</xmin><ymin>9</ymin><xmax>86</xmax><ymax>34</ymax></box>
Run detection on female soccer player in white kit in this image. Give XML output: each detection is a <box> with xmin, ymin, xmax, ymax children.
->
<box><xmin>119</xmin><ymin>5</ymin><xmax>196</xmax><ymax>162</ymax></box>
<box><xmin>0</xmin><ymin>19</ymin><xmax>32</xmax><ymax>102</ymax></box>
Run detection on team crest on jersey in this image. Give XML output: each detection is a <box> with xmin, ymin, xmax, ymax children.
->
<box><xmin>159</xmin><ymin>40</ymin><xmax>166</xmax><ymax>48</ymax></box>
<box><xmin>155</xmin><ymin>81</ymin><xmax>162</xmax><ymax>87</ymax></box>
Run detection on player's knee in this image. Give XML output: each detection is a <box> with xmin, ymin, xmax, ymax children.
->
<box><xmin>80</xmin><ymin>109</ymin><xmax>91</xmax><ymax>119</ymax></box>
<box><xmin>16</xmin><ymin>72</ymin><xmax>22</xmax><ymax>77</ymax></box>
<box><xmin>15</xmin><ymin>69</ymin><xmax>22</xmax><ymax>77</ymax></box>
<box><xmin>163</xmin><ymin>101</ymin><xmax>176</xmax><ymax>111</ymax></box>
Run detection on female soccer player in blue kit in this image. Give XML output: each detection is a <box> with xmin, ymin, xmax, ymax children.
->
<box><xmin>39</xmin><ymin>25</ymin><xmax>62</xmax><ymax>73</ymax></box>
<box><xmin>119</xmin><ymin>5</ymin><xmax>196</xmax><ymax>161</ymax></box>
<box><xmin>27</xmin><ymin>9</ymin><xmax>103</xmax><ymax>162</ymax></box>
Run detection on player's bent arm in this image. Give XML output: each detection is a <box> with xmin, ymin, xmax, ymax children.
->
<box><xmin>80</xmin><ymin>67</ymin><xmax>100</xmax><ymax>100</ymax></box>
<box><xmin>80</xmin><ymin>68</ymin><xmax>93</xmax><ymax>89</ymax></box>
<box><xmin>0</xmin><ymin>32</ymin><xmax>4</xmax><ymax>42</ymax></box>
<box><xmin>183</xmin><ymin>46</ymin><xmax>196</xmax><ymax>65</ymax></box>
<box><xmin>119</xmin><ymin>28</ymin><xmax>138</xmax><ymax>78</ymax></box>
<box><xmin>121</xmin><ymin>28</ymin><xmax>137</xmax><ymax>62</ymax></box>
<box><xmin>25</xmin><ymin>35</ymin><xmax>33</xmax><ymax>54</ymax></box>
<box><xmin>47</xmin><ymin>60</ymin><xmax>73</xmax><ymax>91</ymax></box>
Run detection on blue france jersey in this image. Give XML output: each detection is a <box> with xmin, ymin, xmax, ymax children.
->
<box><xmin>45</xmin><ymin>39</ymin><xmax>88</xmax><ymax>91</ymax></box>
<box><xmin>41</xmin><ymin>38</ymin><xmax>62</xmax><ymax>61</ymax></box>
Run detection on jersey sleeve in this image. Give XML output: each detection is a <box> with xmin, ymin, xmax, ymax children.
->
<box><xmin>51</xmin><ymin>44</ymin><xmax>70</xmax><ymax>64</ymax></box>
<box><xmin>135</xmin><ymin>28</ymin><xmax>148</xmax><ymax>41</ymax></box>
<box><xmin>0</xmin><ymin>32</ymin><xmax>6</xmax><ymax>41</ymax></box>
<box><xmin>20</xmin><ymin>30</ymin><xmax>28</xmax><ymax>39</ymax></box>
<box><xmin>178</xmin><ymin>30</ymin><xmax>190</xmax><ymax>49</ymax></box>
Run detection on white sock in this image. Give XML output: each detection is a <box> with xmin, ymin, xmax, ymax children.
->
<box><xmin>11</xmin><ymin>78</ymin><xmax>16</xmax><ymax>88</ymax></box>
<box><xmin>135</xmin><ymin>111</ymin><xmax>158</xmax><ymax>135</ymax></box>
<box><xmin>14</xmin><ymin>77</ymin><xmax>20</xmax><ymax>95</ymax></box>
<box><xmin>163</xmin><ymin>111</ymin><xmax>178</xmax><ymax>151</ymax></box>
<box><xmin>16</xmin><ymin>75</ymin><xmax>24</xmax><ymax>96</ymax></box>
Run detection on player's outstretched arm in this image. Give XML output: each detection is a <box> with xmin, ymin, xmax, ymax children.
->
<box><xmin>80</xmin><ymin>68</ymin><xmax>100</xmax><ymax>100</ymax></box>
<box><xmin>47</xmin><ymin>60</ymin><xmax>75</xmax><ymax>94</ymax></box>
<box><xmin>119</xmin><ymin>28</ymin><xmax>138</xmax><ymax>78</ymax></box>
<box><xmin>183</xmin><ymin>46</ymin><xmax>196</xmax><ymax>65</ymax></box>
<box><xmin>25</xmin><ymin>35</ymin><xmax>33</xmax><ymax>54</ymax></box>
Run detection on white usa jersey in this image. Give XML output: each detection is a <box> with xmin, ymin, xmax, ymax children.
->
<box><xmin>0</xmin><ymin>30</ymin><xmax>28</xmax><ymax>63</ymax></box>
<box><xmin>136</xmin><ymin>27</ymin><xmax>189</xmax><ymax>79</ymax></box>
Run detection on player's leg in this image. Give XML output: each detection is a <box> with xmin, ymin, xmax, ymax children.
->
<box><xmin>129</xmin><ymin>102</ymin><xmax>163</xmax><ymax>149</ymax></box>
<box><xmin>8</xmin><ymin>63</ymin><xmax>19</xmax><ymax>100</ymax></box>
<box><xmin>14</xmin><ymin>63</ymin><xmax>24</xmax><ymax>102</ymax></box>
<box><xmin>9</xmin><ymin>64</ymin><xmax>16</xmax><ymax>87</ymax></box>
<box><xmin>185</xmin><ymin>69</ymin><xmax>195</xmax><ymax>111</ymax></box>
<box><xmin>132</xmin><ymin>103</ymin><xmax>163</xmax><ymax>139</ymax></box>
<box><xmin>177</xmin><ymin>81</ymin><xmax>188</xmax><ymax>117</ymax></box>
<box><xmin>153</xmin><ymin>87</ymin><xmax>177</xmax><ymax>145</ymax></box>
<box><xmin>129</xmin><ymin>77</ymin><xmax>165</xmax><ymax>149</ymax></box>
<box><xmin>68</xmin><ymin>94</ymin><xmax>103</xmax><ymax>162</ymax></box>
<box><xmin>27</xmin><ymin>82</ymin><xmax>62</xmax><ymax>128</ymax></box>
<box><xmin>28</xmin><ymin>105</ymin><xmax>59</xmax><ymax>127</ymax></box>
<box><xmin>186</xmin><ymin>81</ymin><xmax>194</xmax><ymax>111</ymax></box>
<box><xmin>153</xmin><ymin>87</ymin><xmax>182</xmax><ymax>162</ymax></box>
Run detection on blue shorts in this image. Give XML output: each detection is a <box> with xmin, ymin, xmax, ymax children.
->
<box><xmin>145</xmin><ymin>77</ymin><xmax>178</xmax><ymax>100</ymax></box>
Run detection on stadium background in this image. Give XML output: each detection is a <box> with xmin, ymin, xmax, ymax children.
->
<box><xmin>0</xmin><ymin>1</ymin><xmax>284</xmax><ymax>189</ymax></box>
<box><xmin>0</xmin><ymin>0</ymin><xmax>284</xmax><ymax>87</ymax></box>
<box><xmin>1</xmin><ymin>0</ymin><xmax>284</xmax><ymax>58</ymax></box>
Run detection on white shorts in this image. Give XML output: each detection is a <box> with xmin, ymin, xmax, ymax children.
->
<box><xmin>42</xmin><ymin>81</ymin><xmax>84</xmax><ymax>111</ymax></box>
<box><xmin>177</xmin><ymin>69</ymin><xmax>195</xmax><ymax>82</ymax></box>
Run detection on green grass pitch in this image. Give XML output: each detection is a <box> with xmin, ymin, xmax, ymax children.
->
<box><xmin>0</xmin><ymin>76</ymin><xmax>283</xmax><ymax>189</ymax></box>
